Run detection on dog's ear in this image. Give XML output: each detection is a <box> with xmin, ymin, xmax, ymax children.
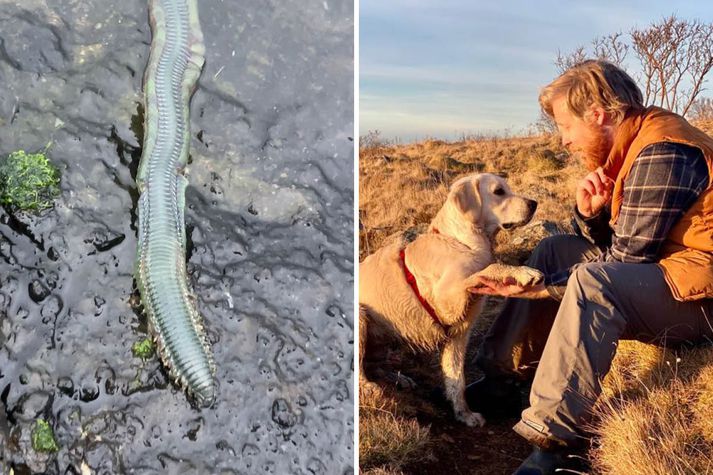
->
<box><xmin>450</xmin><ymin>176</ymin><xmax>481</xmax><ymax>216</ymax></box>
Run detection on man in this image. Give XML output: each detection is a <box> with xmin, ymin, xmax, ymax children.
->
<box><xmin>466</xmin><ymin>59</ymin><xmax>713</xmax><ymax>474</ymax></box>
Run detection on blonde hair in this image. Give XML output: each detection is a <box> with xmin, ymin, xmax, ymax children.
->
<box><xmin>539</xmin><ymin>60</ymin><xmax>643</xmax><ymax>124</ymax></box>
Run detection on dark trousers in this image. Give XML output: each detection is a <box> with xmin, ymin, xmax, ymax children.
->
<box><xmin>476</xmin><ymin>235</ymin><xmax>713</xmax><ymax>446</ymax></box>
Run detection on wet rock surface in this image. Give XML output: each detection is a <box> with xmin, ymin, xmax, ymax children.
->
<box><xmin>0</xmin><ymin>0</ymin><xmax>354</xmax><ymax>473</ymax></box>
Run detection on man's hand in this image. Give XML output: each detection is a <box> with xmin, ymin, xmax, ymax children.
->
<box><xmin>576</xmin><ymin>167</ymin><xmax>614</xmax><ymax>218</ymax></box>
<box><xmin>468</xmin><ymin>275</ymin><xmax>549</xmax><ymax>299</ymax></box>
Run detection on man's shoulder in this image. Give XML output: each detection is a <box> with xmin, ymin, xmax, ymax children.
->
<box><xmin>630</xmin><ymin>141</ymin><xmax>709</xmax><ymax>190</ymax></box>
<box><xmin>636</xmin><ymin>141</ymin><xmax>704</xmax><ymax>161</ymax></box>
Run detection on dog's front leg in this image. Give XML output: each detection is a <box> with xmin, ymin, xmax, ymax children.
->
<box><xmin>441</xmin><ymin>329</ymin><xmax>485</xmax><ymax>427</ymax></box>
<box><xmin>467</xmin><ymin>263</ymin><xmax>543</xmax><ymax>286</ymax></box>
<box><xmin>358</xmin><ymin>306</ymin><xmax>382</xmax><ymax>398</ymax></box>
<box><xmin>431</xmin><ymin>270</ymin><xmax>472</xmax><ymax>325</ymax></box>
<box><xmin>464</xmin><ymin>263</ymin><xmax>548</xmax><ymax>299</ymax></box>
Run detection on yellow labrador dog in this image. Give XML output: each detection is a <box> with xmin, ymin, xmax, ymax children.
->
<box><xmin>359</xmin><ymin>173</ymin><xmax>543</xmax><ymax>427</ymax></box>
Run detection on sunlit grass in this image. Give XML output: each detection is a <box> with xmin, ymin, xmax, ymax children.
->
<box><xmin>358</xmin><ymin>131</ymin><xmax>713</xmax><ymax>473</ymax></box>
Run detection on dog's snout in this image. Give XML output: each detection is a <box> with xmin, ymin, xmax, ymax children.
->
<box><xmin>526</xmin><ymin>199</ymin><xmax>538</xmax><ymax>214</ymax></box>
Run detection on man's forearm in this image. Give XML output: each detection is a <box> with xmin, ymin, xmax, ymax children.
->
<box><xmin>572</xmin><ymin>204</ymin><xmax>612</xmax><ymax>248</ymax></box>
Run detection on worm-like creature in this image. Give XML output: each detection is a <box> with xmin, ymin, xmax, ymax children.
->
<box><xmin>135</xmin><ymin>0</ymin><xmax>216</xmax><ymax>407</ymax></box>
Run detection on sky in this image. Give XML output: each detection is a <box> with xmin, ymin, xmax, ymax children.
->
<box><xmin>360</xmin><ymin>0</ymin><xmax>713</xmax><ymax>141</ymax></box>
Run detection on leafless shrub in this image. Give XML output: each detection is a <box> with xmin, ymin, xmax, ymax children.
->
<box><xmin>631</xmin><ymin>16</ymin><xmax>713</xmax><ymax>116</ymax></box>
<box><xmin>688</xmin><ymin>96</ymin><xmax>713</xmax><ymax>122</ymax></box>
<box><xmin>531</xmin><ymin>110</ymin><xmax>558</xmax><ymax>137</ymax></box>
<box><xmin>555</xmin><ymin>45</ymin><xmax>587</xmax><ymax>74</ymax></box>
<box><xmin>593</xmin><ymin>32</ymin><xmax>629</xmax><ymax>66</ymax></box>
<box><xmin>552</xmin><ymin>15</ymin><xmax>713</xmax><ymax>117</ymax></box>
<box><xmin>361</xmin><ymin>130</ymin><xmax>390</xmax><ymax>149</ymax></box>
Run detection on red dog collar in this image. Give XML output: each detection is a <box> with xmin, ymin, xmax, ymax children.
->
<box><xmin>399</xmin><ymin>248</ymin><xmax>447</xmax><ymax>331</ymax></box>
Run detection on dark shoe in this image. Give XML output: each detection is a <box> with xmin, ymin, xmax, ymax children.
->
<box><xmin>465</xmin><ymin>375</ymin><xmax>523</xmax><ymax>419</ymax></box>
<box><xmin>513</xmin><ymin>446</ymin><xmax>590</xmax><ymax>475</ymax></box>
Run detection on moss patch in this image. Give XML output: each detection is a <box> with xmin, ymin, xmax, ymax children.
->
<box><xmin>0</xmin><ymin>150</ymin><xmax>60</xmax><ymax>210</ymax></box>
<box><xmin>132</xmin><ymin>338</ymin><xmax>155</xmax><ymax>359</ymax></box>
<box><xmin>31</xmin><ymin>419</ymin><xmax>59</xmax><ymax>453</ymax></box>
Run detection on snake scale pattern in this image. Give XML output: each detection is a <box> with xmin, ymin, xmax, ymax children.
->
<box><xmin>135</xmin><ymin>0</ymin><xmax>216</xmax><ymax>407</ymax></box>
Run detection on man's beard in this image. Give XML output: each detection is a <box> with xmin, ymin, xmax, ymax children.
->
<box><xmin>579</xmin><ymin>126</ymin><xmax>612</xmax><ymax>171</ymax></box>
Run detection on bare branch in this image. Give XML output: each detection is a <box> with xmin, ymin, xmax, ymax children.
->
<box><xmin>630</xmin><ymin>16</ymin><xmax>713</xmax><ymax>114</ymax></box>
<box><xmin>549</xmin><ymin>15</ymin><xmax>713</xmax><ymax>117</ymax></box>
<box><xmin>555</xmin><ymin>46</ymin><xmax>587</xmax><ymax>74</ymax></box>
<box><xmin>593</xmin><ymin>32</ymin><xmax>629</xmax><ymax>66</ymax></box>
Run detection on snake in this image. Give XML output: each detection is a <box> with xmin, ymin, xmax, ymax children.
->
<box><xmin>135</xmin><ymin>0</ymin><xmax>216</xmax><ymax>407</ymax></box>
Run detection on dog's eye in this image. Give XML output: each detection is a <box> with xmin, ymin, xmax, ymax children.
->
<box><xmin>493</xmin><ymin>188</ymin><xmax>505</xmax><ymax>196</ymax></box>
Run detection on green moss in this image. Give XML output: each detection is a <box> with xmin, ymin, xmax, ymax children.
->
<box><xmin>132</xmin><ymin>338</ymin><xmax>155</xmax><ymax>359</ymax></box>
<box><xmin>0</xmin><ymin>150</ymin><xmax>60</xmax><ymax>210</ymax></box>
<box><xmin>31</xmin><ymin>419</ymin><xmax>59</xmax><ymax>453</ymax></box>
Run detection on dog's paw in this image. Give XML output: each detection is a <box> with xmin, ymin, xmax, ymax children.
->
<box><xmin>456</xmin><ymin>410</ymin><xmax>486</xmax><ymax>427</ymax></box>
<box><xmin>512</xmin><ymin>267</ymin><xmax>544</xmax><ymax>287</ymax></box>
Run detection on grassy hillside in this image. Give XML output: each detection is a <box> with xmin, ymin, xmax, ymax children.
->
<box><xmin>358</xmin><ymin>127</ymin><xmax>713</xmax><ymax>474</ymax></box>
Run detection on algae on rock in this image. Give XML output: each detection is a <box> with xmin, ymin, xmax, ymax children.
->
<box><xmin>0</xmin><ymin>150</ymin><xmax>60</xmax><ymax>211</ymax></box>
<box><xmin>131</xmin><ymin>337</ymin><xmax>155</xmax><ymax>359</ymax></box>
<box><xmin>31</xmin><ymin>419</ymin><xmax>59</xmax><ymax>453</ymax></box>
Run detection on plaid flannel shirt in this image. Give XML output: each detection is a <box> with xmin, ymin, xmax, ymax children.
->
<box><xmin>545</xmin><ymin>142</ymin><xmax>710</xmax><ymax>299</ymax></box>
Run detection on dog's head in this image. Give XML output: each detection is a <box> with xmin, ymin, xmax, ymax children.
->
<box><xmin>446</xmin><ymin>173</ymin><xmax>537</xmax><ymax>237</ymax></box>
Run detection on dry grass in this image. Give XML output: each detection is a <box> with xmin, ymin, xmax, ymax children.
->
<box><xmin>359</xmin><ymin>132</ymin><xmax>575</xmax><ymax>473</ymax></box>
<box><xmin>359</xmin><ymin>386</ymin><xmax>433</xmax><ymax>473</ymax></box>
<box><xmin>592</xmin><ymin>343</ymin><xmax>713</xmax><ymax>474</ymax></box>
<box><xmin>358</xmin><ymin>130</ymin><xmax>713</xmax><ymax>474</ymax></box>
<box><xmin>359</xmin><ymin>132</ymin><xmax>583</xmax><ymax>260</ymax></box>
<box><xmin>361</xmin><ymin>468</ymin><xmax>407</xmax><ymax>475</ymax></box>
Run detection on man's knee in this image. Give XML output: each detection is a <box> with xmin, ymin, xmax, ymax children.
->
<box><xmin>565</xmin><ymin>262</ymin><xmax>627</xmax><ymax>331</ymax></box>
<box><xmin>527</xmin><ymin>235</ymin><xmax>563</xmax><ymax>270</ymax></box>
<box><xmin>569</xmin><ymin>262</ymin><xmax>608</xmax><ymax>291</ymax></box>
<box><xmin>526</xmin><ymin>234</ymin><xmax>591</xmax><ymax>272</ymax></box>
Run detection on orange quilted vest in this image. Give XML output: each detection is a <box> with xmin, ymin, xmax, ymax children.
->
<box><xmin>603</xmin><ymin>107</ymin><xmax>713</xmax><ymax>301</ymax></box>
